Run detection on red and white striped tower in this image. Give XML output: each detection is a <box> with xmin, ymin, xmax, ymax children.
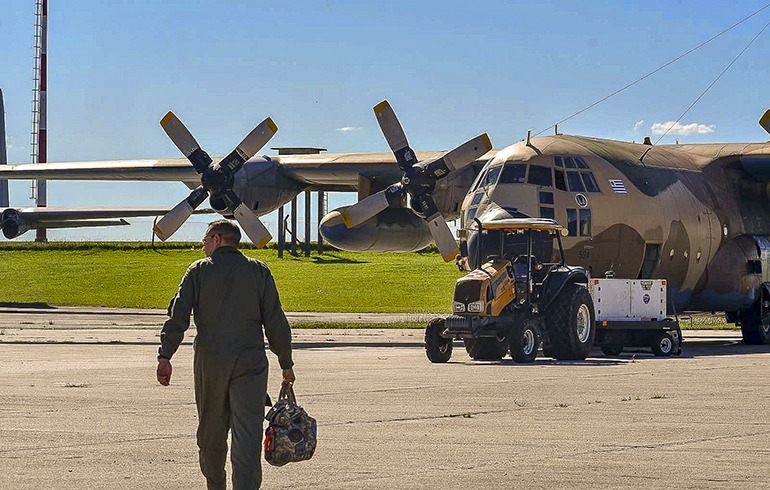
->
<box><xmin>32</xmin><ymin>0</ymin><xmax>48</xmax><ymax>241</ymax></box>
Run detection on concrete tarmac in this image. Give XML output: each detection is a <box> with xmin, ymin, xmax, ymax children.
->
<box><xmin>1</xmin><ymin>307</ymin><xmax>769</xmax><ymax>489</ymax></box>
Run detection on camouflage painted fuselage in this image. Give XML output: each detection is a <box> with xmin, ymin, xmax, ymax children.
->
<box><xmin>461</xmin><ymin>134</ymin><xmax>770</xmax><ymax>314</ymax></box>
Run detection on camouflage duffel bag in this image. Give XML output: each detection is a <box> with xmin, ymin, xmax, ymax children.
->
<box><xmin>264</xmin><ymin>383</ymin><xmax>317</xmax><ymax>467</ymax></box>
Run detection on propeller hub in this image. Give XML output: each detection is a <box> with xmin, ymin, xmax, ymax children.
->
<box><xmin>201</xmin><ymin>167</ymin><xmax>234</xmax><ymax>195</ymax></box>
<box><xmin>401</xmin><ymin>165</ymin><xmax>435</xmax><ymax>196</ymax></box>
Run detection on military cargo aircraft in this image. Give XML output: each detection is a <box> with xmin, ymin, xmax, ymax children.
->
<box><xmin>1</xmin><ymin>102</ymin><xmax>770</xmax><ymax>345</ymax></box>
<box><xmin>440</xmin><ymin>111</ymin><xmax>770</xmax><ymax>345</ymax></box>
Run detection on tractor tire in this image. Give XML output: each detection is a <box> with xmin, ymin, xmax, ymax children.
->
<box><xmin>651</xmin><ymin>331</ymin><xmax>675</xmax><ymax>357</ymax></box>
<box><xmin>463</xmin><ymin>337</ymin><xmax>508</xmax><ymax>360</ymax></box>
<box><xmin>509</xmin><ymin>323</ymin><xmax>538</xmax><ymax>363</ymax></box>
<box><xmin>601</xmin><ymin>344</ymin><xmax>623</xmax><ymax>356</ymax></box>
<box><xmin>425</xmin><ymin>318</ymin><xmax>453</xmax><ymax>363</ymax></box>
<box><xmin>740</xmin><ymin>301</ymin><xmax>770</xmax><ymax>345</ymax></box>
<box><xmin>545</xmin><ymin>284</ymin><xmax>596</xmax><ymax>360</ymax></box>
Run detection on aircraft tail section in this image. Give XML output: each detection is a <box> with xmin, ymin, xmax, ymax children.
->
<box><xmin>0</xmin><ymin>87</ymin><xmax>9</xmax><ymax>207</ymax></box>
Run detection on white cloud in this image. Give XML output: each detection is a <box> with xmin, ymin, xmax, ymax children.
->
<box><xmin>651</xmin><ymin>121</ymin><xmax>715</xmax><ymax>136</ymax></box>
<box><xmin>335</xmin><ymin>126</ymin><xmax>360</xmax><ymax>132</ymax></box>
<box><xmin>633</xmin><ymin>120</ymin><xmax>645</xmax><ymax>132</ymax></box>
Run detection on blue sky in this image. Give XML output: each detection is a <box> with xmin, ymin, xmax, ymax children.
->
<box><xmin>1</xmin><ymin>0</ymin><xmax>769</xmax><ymax>241</ymax></box>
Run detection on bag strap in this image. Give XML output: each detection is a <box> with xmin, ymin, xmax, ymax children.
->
<box><xmin>278</xmin><ymin>383</ymin><xmax>297</xmax><ymax>405</ymax></box>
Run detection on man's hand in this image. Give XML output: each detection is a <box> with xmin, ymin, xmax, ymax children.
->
<box><xmin>282</xmin><ymin>368</ymin><xmax>295</xmax><ymax>385</ymax></box>
<box><xmin>157</xmin><ymin>359</ymin><xmax>172</xmax><ymax>386</ymax></box>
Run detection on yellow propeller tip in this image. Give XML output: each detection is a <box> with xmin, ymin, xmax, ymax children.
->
<box><xmin>340</xmin><ymin>211</ymin><xmax>354</xmax><ymax>228</ymax></box>
<box><xmin>160</xmin><ymin>111</ymin><xmax>175</xmax><ymax>127</ymax></box>
<box><xmin>481</xmin><ymin>133</ymin><xmax>492</xmax><ymax>151</ymax></box>
<box><xmin>265</xmin><ymin>117</ymin><xmax>278</xmax><ymax>134</ymax></box>
<box><xmin>373</xmin><ymin>100</ymin><xmax>390</xmax><ymax>114</ymax></box>
<box><xmin>443</xmin><ymin>250</ymin><xmax>460</xmax><ymax>262</ymax></box>
<box><xmin>153</xmin><ymin>226</ymin><xmax>168</xmax><ymax>241</ymax></box>
<box><xmin>255</xmin><ymin>234</ymin><xmax>272</xmax><ymax>249</ymax></box>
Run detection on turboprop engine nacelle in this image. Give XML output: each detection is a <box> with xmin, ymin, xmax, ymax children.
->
<box><xmin>1</xmin><ymin>208</ymin><xmax>29</xmax><ymax>239</ymax></box>
<box><xmin>319</xmin><ymin>207</ymin><xmax>434</xmax><ymax>252</ymax></box>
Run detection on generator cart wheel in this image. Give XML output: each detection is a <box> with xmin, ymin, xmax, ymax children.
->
<box><xmin>651</xmin><ymin>331</ymin><xmax>675</xmax><ymax>357</ymax></box>
<box><xmin>463</xmin><ymin>337</ymin><xmax>508</xmax><ymax>360</ymax></box>
<box><xmin>545</xmin><ymin>285</ymin><xmax>596</xmax><ymax>360</ymax></box>
<box><xmin>601</xmin><ymin>344</ymin><xmax>623</xmax><ymax>357</ymax></box>
<box><xmin>509</xmin><ymin>324</ymin><xmax>538</xmax><ymax>363</ymax></box>
<box><xmin>425</xmin><ymin>318</ymin><xmax>453</xmax><ymax>363</ymax></box>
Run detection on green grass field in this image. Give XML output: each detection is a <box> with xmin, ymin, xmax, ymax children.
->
<box><xmin>0</xmin><ymin>242</ymin><xmax>735</xmax><ymax>329</ymax></box>
<box><xmin>0</xmin><ymin>242</ymin><xmax>462</xmax><ymax>312</ymax></box>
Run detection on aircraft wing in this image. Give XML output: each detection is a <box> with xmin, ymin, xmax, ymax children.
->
<box><xmin>0</xmin><ymin>150</ymin><xmax>499</xmax><ymax>189</ymax></box>
<box><xmin>0</xmin><ymin>159</ymin><xmax>199</xmax><ymax>183</ymax></box>
<box><xmin>1</xmin><ymin>206</ymin><xmax>215</xmax><ymax>239</ymax></box>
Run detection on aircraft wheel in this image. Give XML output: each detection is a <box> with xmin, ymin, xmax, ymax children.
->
<box><xmin>509</xmin><ymin>323</ymin><xmax>538</xmax><ymax>363</ymax></box>
<box><xmin>545</xmin><ymin>285</ymin><xmax>596</xmax><ymax>360</ymax></box>
<box><xmin>651</xmin><ymin>332</ymin><xmax>675</xmax><ymax>357</ymax></box>
<box><xmin>740</xmin><ymin>301</ymin><xmax>770</xmax><ymax>345</ymax></box>
<box><xmin>464</xmin><ymin>337</ymin><xmax>508</xmax><ymax>360</ymax></box>
<box><xmin>601</xmin><ymin>344</ymin><xmax>623</xmax><ymax>356</ymax></box>
<box><xmin>425</xmin><ymin>318</ymin><xmax>452</xmax><ymax>363</ymax></box>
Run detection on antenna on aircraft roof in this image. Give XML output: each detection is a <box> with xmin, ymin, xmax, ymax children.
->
<box><xmin>526</xmin><ymin>129</ymin><xmax>531</xmax><ymax>146</ymax></box>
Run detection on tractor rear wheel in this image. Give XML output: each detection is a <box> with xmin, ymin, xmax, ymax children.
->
<box><xmin>545</xmin><ymin>284</ymin><xmax>595</xmax><ymax>360</ymax></box>
<box><xmin>425</xmin><ymin>318</ymin><xmax>452</xmax><ymax>363</ymax></box>
<box><xmin>509</xmin><ymin>323</ymin><xmax>538</xmax><ymax>363</ymax></box>
<box><xmin>464</xmin><ymin>337</ymin><xmax>508</xmax><ymax>360</ymax></box>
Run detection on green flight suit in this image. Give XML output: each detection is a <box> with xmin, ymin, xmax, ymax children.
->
<box><xmin>159</xmin><ymin>246</ymin><xmax>293</xmax><ymax>490</ymax></box>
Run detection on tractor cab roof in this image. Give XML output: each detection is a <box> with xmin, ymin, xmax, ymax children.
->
<box><xmin>470</xmin><ymin>203</ymin><xmax>564</xmax><ymax>232</ymax></box>
<box><xmin>480</xmin><ymin>218</ymin><xmax>564</xmax><ymax>231</ymax></box>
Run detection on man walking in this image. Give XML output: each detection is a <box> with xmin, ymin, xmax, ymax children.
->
<box><xmin>156</xmin><ymin>219</ymin><xmax>295</xmax><ymax>490</ymax></box>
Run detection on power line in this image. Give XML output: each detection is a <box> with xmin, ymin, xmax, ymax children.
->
<box><xmin>535</xmin><ymin>3</ymin><xmax>770</xmax><ymax>137</ymax></box>
<box><xmin>654</xmin><ymin>18</ymin><xmax>770</xmax><ymax>144</ymax></box>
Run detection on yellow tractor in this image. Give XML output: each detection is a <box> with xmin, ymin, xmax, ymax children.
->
<box><xmin>426</xmin><ymin>207</ymin><xmax>595</xmax><ymax>363</ymax></box>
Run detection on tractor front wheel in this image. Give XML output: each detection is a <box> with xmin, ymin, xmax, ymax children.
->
<box><xmin>425</xmin><ymin>318</ymin><xmax>453</xmax><ymax>363</ymax></box>
<box><xmin>509</xmin><ymin>323</ymin><xmax>538</xmax><ymax>363</ymax></box>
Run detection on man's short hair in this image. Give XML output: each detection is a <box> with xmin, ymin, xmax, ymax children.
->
<box><xmin>207</xmin><ymin>219</ymin><xmax>241</xmax><ymax>246</ymax></box>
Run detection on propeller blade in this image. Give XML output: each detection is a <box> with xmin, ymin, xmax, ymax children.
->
<box><xmin>218</xmin><ymin>117</ymin><xmax>278</xmax><ymax>174</ymax></box>
<box><xmin>373</xmin><ymin>100</ymin><xmax>417</xmax><ymax>170</ymax></box>
<box><xmin>423</xmin><ymin>133</ymin><xmax>493</xmax><ymax>180</ymax></box>
<box><xmin>233</xmin><ymin>203</ymin><xmax>272</xmax><ymax>248</ymax></box>
<box><xmin>760</xmin><ymin>109</ymin><xmax>770</xmax><ymax>136</ymax></box>
<box><xmin>222</xmin><ymin>189</ymin><xmax>272</xmax><ymax>247</ymax></box>
<box><xmin>340</xmin><ymin>184</ymin><xmax>404</xmax><ymax>228</ymax></box>
<box><xmin>160</xmin><ymin>111</ymin><xmax>212</xmax><ymax>173</ymax></box>
<box><xmin>425</xmin><ymin>212</ymin><xmax>460</xmax><ymax>262</ymax></box>
<box><xmin>153</xmin><ymin>186</ymin><xmax>209</xmax><ymax>241</ymax></box>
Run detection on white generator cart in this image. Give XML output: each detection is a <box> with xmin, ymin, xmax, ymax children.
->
<box><xmin>591</xmin><ymin>279</ymin><xmax>682</xmax><ymax>357</ymax></box>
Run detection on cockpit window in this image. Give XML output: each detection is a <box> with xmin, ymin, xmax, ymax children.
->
<box><xmin>469</xmin><ymin>157</ymin><xmax>496</xmax><ymax>192</ymax></box>
<box><xmin>499</xmin><ymin>164</ymin><xmax>526</xmax><ymax>183</ymax></box>
<box><xmin>581</xmin><ymin>172</ymin><xmax>600</xmax><ymax>192</ymax></box>
<box><xmin>554</xmin><ymin>169</ymin><xmax>567</xmax><ymax>191</ymax></box>
<box><xmin>564</xmin><ymin>157</ymin><xmax>577</xmax><ymax>168</ymax></box>
<box><xmin>566</xmin><ymin>171</ymin><xmax>586</xmax><ymax>192</ymax></box>
<box><xmin>481</xmin><ymin>165</ymin><xmax>502</xmax><ymax>188</ymax></box>
<box><xmin>554</xmin><ymin>156</ymin><xmax>564</xmax><ymax>167</ymax></box>
<box><xmin>527</xmin><ymin>164</ymin><xmax>552</xmax><ymax>187</ymax></box>
<box><xmin>575</xmin><ymin>156</ymin><xmax>589</xmax><ymax>169</ymax></box>
<box><xmin>471</xmin><ymin>192</ymin><xmax>484</xmax><ymax>205</ymax></box>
